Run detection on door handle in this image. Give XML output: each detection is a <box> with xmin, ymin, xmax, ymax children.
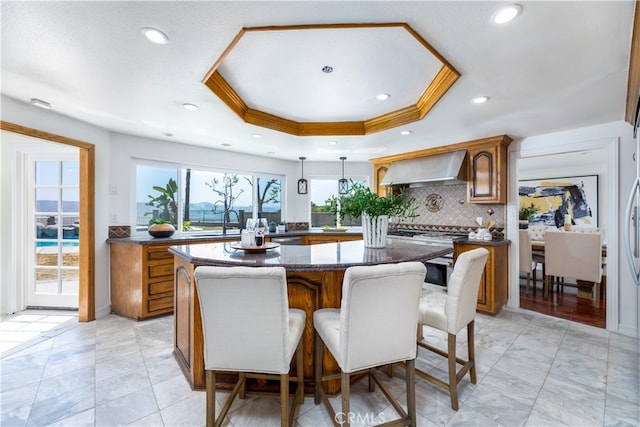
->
<box><xmin>624</xmin><ymin>176</ymin><xmax>640</xmax><ymax>286</ymax></box>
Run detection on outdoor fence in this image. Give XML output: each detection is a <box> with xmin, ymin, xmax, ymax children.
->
<box><xmin>137</xmin><ymin>209</ymin><xmax>283</xmax><ymax>230</ymax></box>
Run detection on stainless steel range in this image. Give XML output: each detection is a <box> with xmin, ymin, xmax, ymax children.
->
<box><xmin>387</xmin><ymin>230</ymin><xmax>466</xmax><ymax>286</ymax></box>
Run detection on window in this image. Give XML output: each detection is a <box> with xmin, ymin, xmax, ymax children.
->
<box><xmin>310</xmin><ymin>177</ymin><xmax>366</xmax><ymax>227</ymax></box>
<box><xmin>135</xmin><ymin>162</ymin><xmax>283</xmax><ymax>234</ymax></box>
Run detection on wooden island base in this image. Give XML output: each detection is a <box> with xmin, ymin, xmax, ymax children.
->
<box><xmin>170</xmin><ymin>240</ymin><xmax>453</xmax><ymax>394</ymax></box>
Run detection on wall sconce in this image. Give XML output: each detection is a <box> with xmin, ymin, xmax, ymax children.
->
<box><xmin>297</xmin><ymin>157</ymin><xmax>308</xmax><ymax>194</ymax></box>
<box><xmin>338</xmin><ymin>156</ymin><xmax>348</xmax><ymax>194</ymax></box>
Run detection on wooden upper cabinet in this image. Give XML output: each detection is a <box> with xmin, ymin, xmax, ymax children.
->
<box><xmin>467</xmin><ymin>136</ymin><xmax>510</xmax><ymax>204</ymax></box>
<box><xmin>373</xmin><ymin>162</ymin><xmax>390</xmax><ymax>196</ymax></box>
<box><xmin>370</xmin><ymin>134</ymin><xmax>512</xmax><ymax>203</ymax></box>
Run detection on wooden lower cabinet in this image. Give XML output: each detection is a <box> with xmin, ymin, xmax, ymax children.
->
<box><xmin>110</xmin><ymin>240</ymin><xmax>234</xmax><ymax>320</ymax></box>
<box><xmin>110</xmin><ymin>242</ymin><xmax>175</xmax><ymax>320</ymax></box>
<box><xmin>453</xmin><ymin>242</ymin><xmax>509</xmax><ymax>315</ymax></box>
<box><xmin>303</xmin><ymin>234</ymin><xmax>362</xmax><ymax>245</ymax></box>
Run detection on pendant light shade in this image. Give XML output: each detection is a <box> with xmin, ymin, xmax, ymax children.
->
<box><xmin>297</xmin><ymin>157</ymin><xmax>308</xmax><ymax>194</ymax></box>
<box><xmin>338</xmin><ymin>156</ymin><xmax>348</xmax><ymax>194</ymax></box>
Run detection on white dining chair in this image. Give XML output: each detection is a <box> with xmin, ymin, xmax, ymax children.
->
<box><xmin>519</xmin><ymin>229</ymin><xmax>545</xmax><ymax>295</ymax></box>
<box><xmin>194</xmin><ymin>266</ymin><xmax>305</xmax><ymax>427</ymax></box>
<box><xmin>544</xmin><ymin>230</ymin><xmax>604</xmax><ymax>307</ymax></box>
<box><xmin>313</xmin><ymin>262</ymin><xmax>426</xmax><ymax>427</ymax></box>
<box><xmin>519</xmin><ymin>230</ymin><xmax>537</xmax><ymax>295</ymax></box>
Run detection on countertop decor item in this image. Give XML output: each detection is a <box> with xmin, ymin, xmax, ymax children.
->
<box><xmin>322</xmin><ymin>226</ymin><xmax>347</xmax><ymax>232</ymax></box>
<box><xmin>518</xmin><ymin>203</ymin><xmax>539</xmax><ymax>229</ymax></box>
<box><xmin>147</xmin><ymin>219</ymin><xmax>175</xmax><ymax>238</ymax></box>
<box><xmin>331</xmin><ymin>181</ymin><xmax>418</xmax><ymax>248</ymax></box>
<box><xmin>230</xmin><ymin>242</ymin><xmax>280</xmax><ymax>252</ymax></box>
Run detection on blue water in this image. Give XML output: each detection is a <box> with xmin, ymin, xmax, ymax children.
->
<box><xmin>36</xmin><ymin>241</ymin><xmax>79</xmax><ymax>247</ymax></box>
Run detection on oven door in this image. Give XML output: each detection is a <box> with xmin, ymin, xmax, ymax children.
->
<box><xmin>425</xmin><ymin>256</ymin><xmax>454</xmax><ymax>286</ymax></box>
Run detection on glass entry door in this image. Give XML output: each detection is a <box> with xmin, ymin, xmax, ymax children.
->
<box><xmin>28</xmin><ymin>157</ymin><xmax>80</xmax><ymax>308</ymax></box>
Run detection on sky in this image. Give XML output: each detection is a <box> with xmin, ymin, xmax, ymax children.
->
<box><xmin>35</xmin><ymin>160</ymin><xmax>80</xmax><ymax>202</ymax></box>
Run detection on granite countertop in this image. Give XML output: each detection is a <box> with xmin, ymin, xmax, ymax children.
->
<box><xmin>454</xmin><ymin>238</ymin><xmax>511</xmax><ymax>247</ymax></box>
<box><xmin>169</xmin><ymin>239</ymin><xmax>452</xmax><ymax>272</ymax></box>
<box><xmin>107</xmin><ymin>228</ymin><xmax>363</xmax><ymax>244</ymax></box>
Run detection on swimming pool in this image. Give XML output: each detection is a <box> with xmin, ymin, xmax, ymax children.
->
<box><xmin>36</xmin><ymin>241</ymin><xmax>79</xmax><ymax>247</ymax></box>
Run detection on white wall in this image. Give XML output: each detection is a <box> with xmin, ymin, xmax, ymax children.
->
<box><xmin>509</xmin><ymin>120</ymin><xmax>638</xmax><ymax>337</ymax></box>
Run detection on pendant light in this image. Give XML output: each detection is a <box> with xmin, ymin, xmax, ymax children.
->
<box><xmin>338</xmin><ymin>156</ymin><xmax>348</xmax><ymax>194</ymax></box>
<box><xmin>297</xmin><ymin>157</ymin><xmax>308</xmax><ymax>194</ymax></box>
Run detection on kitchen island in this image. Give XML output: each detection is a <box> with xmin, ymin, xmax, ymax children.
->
<box><xmin>169</xmin><ymin>239</ymin><xmax>452</xmax><ymax>392</ymax></box>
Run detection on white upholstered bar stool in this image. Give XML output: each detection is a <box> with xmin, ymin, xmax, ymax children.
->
<box><xmin>416</xmin><ymin>248</ymin><xmax>489</xmax><ymax>410</ymax></box>
<box><xmin>314</xmin><ymin>262</ymin><xmax>426</xmax><ymax>427</ymax></box>
<box><xmin>194</xmin><ymin>266</ymin><xmax>305</xmax><ymax>427</ymax></box>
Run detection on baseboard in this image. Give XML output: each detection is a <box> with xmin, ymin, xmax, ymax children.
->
<box><xmin>96</xmin><ymin>304</ymin><xmax>111</xmax><ymax>319</ymax></box>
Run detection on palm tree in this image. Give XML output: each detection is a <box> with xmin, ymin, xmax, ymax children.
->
<box><xmin>146</xmin><ymin>178</ymin><xmax>178</xmax><ymax>224</ymax></box>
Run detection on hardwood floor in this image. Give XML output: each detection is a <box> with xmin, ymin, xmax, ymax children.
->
<box><xmin>519</xmin><ymin>276</ymin><xmax>606</xmax><ymax>329</ymax></box>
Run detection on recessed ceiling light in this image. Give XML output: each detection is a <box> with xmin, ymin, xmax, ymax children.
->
<box><xmin>329</xmin><ymin>141</ymin><xmax>338</xmax><ymax>145</ymax></box>
<box><xmin>162</xmin><ymin>132</ymin><xmax>173</xmax><ymax>137</ymax></box>
<box><xmin>251</xmin><ymin>133</ymin><xmax>262</xmax><ymax>138</ymax></box>
<box><xmin>183</xmin><ymin>103</ymin><xmax>199</xmax><ymax>111</ymax></box>
<box><xmin>30</xmin><ymin>98</ymin><xmax>51</xmax><ymax>109</ymax></box>
<box><xmin>492</xmin><ymin>4</ymin><xmax>522</xmax><ymax>24</ymax></box>
<box><xmin>141</xmin><ymin>27</ymin><xmax>169</xmax><ymax>44</ymax></box>
<box><xmin>400</xmin><ymin>130</ymin><xmax>412</xmax><ymax>136</ymax></box>
<box><xmin>376</xmin><ymin>93</ymin><xmax>391</xmax><ymax>101</ymax></box>
<box><xmin>471</xmin><ymin>96</ymin><xmax>490</xmax><ymax>104</ymax></box>
<box><xmin>321</xmin><ymin>65</ymin><xmax>334</xmax><ymax>74</ymax></box>
<box><xmin>221</xmin><ymin>143</ymin><xmax>231</xmax><ymax>147</ymax></box>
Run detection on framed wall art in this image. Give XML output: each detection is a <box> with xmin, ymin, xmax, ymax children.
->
<box><xmin>518</xmin><ymin>175</ymin><xmax>598</xmax><ymax>227</ymax></box>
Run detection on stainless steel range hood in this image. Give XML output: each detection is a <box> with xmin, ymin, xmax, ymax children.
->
<box><xmin>380</xmin><ymin>150</ymin><xmax>467</xmax><ymax>187</ymax></box>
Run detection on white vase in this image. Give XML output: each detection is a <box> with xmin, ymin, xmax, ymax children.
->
<box><xmin>361</xmin><ymin>214</ymin><xmax>389</xmax><ymax>248</ymax></box>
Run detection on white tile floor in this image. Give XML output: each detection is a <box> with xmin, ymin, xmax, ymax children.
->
<box><xmin>0</xmin><ymin>311</ymin><xmax>77</xmax><ymax>354</ymax></box>
<box><xmin>1</xmin><ymin>305</ymin><xmax>639</xmax><ymax>426</ymax></box>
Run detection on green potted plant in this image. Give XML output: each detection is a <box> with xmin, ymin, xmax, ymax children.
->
<box><xmin>331</xmin><ymin>181</ymin><xmax>418</xmax><ymax>248</ymax></box>
<box><xmin>519</xmin><ymin>203</ymin><xmax>539</xmax><ymax>229</ymax></box>
<box><xmin>148</xmin><ymin>218</ymin><xmax>176</xmax><ymax>238</ymax></box>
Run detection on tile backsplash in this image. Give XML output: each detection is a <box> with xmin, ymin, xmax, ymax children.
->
<box><xmin>395</xmin><ymin>184</ymin><xmax>505</xmax><ymax>229</ymax></box>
